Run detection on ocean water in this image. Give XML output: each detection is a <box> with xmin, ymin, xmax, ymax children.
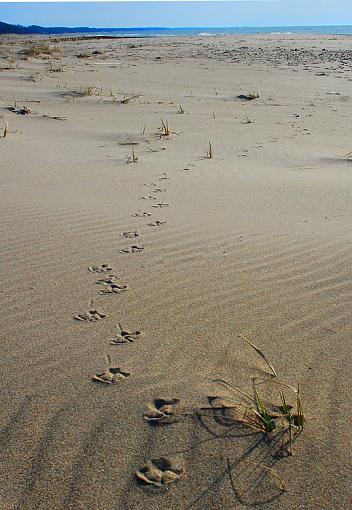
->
<box><xmin>91</xmin><ymin>26</ymin><xmax>352</xmax><ymax>38</ymax></box>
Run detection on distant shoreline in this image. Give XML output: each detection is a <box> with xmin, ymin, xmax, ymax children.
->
<box><xmin>2</xmin><ymin>20</ymin><xmax>352</xmax><ymax>37</ymax></box>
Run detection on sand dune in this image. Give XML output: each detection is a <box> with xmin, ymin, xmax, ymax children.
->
<box><xmin>1</xmin><ymin>34</ymin><xmax>352</xmax><ymax>509</ymax></box>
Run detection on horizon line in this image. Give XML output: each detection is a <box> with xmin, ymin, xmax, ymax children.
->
<box><xmin>5</xmin><ymin>22</ymin><xmax>352</xmax><ymax>29</ymax></box>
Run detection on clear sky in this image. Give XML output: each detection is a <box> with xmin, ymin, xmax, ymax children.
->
<box><xmin>1</xmin><ymin>1</ymin><xmax>352</xmax><ymax>28</ymax></box>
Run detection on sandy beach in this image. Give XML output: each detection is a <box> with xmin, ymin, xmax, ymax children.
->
<box><xmin>1</xmin><ymin>33</ymin><xmax>352</xmax><ymax>509</ymax></box>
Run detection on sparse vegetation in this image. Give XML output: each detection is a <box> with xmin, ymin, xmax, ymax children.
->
<box><xmin>345</xmin><ymin>151</ymin><xmax>352</xmax><ymax>163</ymax></box>
<box><xmin>157</xmin><ymin>118</ymin><xmax>182</xmax><ymax>138</ymax></box>
<box><xmin>201</xmin><ymin>335</ymin><xmax>306</xmax><ymax>456</ymax></box>
<box><xmin>49</xmin><ymin>62</ymin><xmax>64</xmax><ymax>73</ymax></box>
<box><xmin>79</xmin><ymin>85</ymin><xmax>101</xmax><ymax>96</ymax></box>
<box><xmin>177</xmin><ymin>105</ymin><xmax>185</xmax><ymax>114</ymax></box>
<box><xmin>118</xmin><ymin>92</ymin><xmax>142</xmax><ymax>104</ymax></box>
<box><xmin>126</xmin><ymin>144</ymin><xmax>138</xmax><ymax>163</ymax></box>
<box><xmin>23</xmin><ymin>43</ymin><xmax>60</xmax><ymax>58</ymax></box>
<box><xmin>241</xmin><ymin>117</ymin><xmax>254</xmax><ymax>124</ymax></box>
<box><xmin>206</xmin><ymin>141</ymin><xmax>214</xmax><ymax>159</ymax></box>
<box><xmin>2</xmin><ymin>118</ymin><xmax>8</xmax><ymax>138</ymax></box>
<box><xmin>159</xmin><ymin>118</ymin><xmax>171</xmax><ymax>137</ymax></box>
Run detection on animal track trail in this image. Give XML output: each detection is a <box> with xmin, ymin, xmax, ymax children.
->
<box><xmin>92</xmin><ymin>366</ymin><xmax>131</xmax><ymax>384</ymax></box>
<box><xmin>120</xmin><ymin>245</ymin><xmax>144</xmax><ymax>254</ymax></box>
<box><xmin>88</xmin><ymin>264</ymin><xmax>112</xmax><ymax>273</ymax></box>
<box><xmin>132</xmin><ymin>211</ymin><xmax>151</xmax><ymax>218</ymax></box>
<box><xmin>136</xmin><ymin>457</ymin><xmax>185</xmax><ymax>488</ymax></box>
<box><xmin>140</xmin><ymin>195</ymin><xmax>157</xmax><ymax>201</ymax></box>
<box><xmin>152</xmin><ymin>187</ymin><xmax>166</xmax><ymax>193</ymax></box>
<box><xmin>121</xmin><ymin>230</ymin><xmax>139</xmax><ymax>239</ymax></box>
<box><xmin>151</xmin><ymin>202</ymin><xmax>169</xmax><ymax>209</ymax></box>
<box><xmin>144</xmin><ymin>398</ymin><xmax>181</xmax><ymax>424</ymax></box>
<box><xmin>147</xmin><ymin>220</ymin><xmax>167</xmax><ymax>227</ymax></box>
<box><xmin>111</xmin><ymin>322</ymin><xmax>142</xmax><ymax>345</ymax></box>
<box><xmin>96</xmin><ymin>276</ymin><xmax>128</xmax><ymax>294</ymax></box>
<box><xmin>74</xmin><ymin>309</ymin><xmax>106</xmax><ymax>322</ymax></box>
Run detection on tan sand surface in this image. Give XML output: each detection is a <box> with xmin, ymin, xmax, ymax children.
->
<box><xmin>1</xmin><ymin>34</ymin><xmax>352</xmax><ymax>509</ymax></box>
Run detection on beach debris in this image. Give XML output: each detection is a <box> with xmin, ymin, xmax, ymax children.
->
<box><xmin>144</xmin><ymin>398</ymin><xmax>181</xmax><ymax>424</ymax></box>
<box><xmin>74</xmin><ymin>309</ymin><xmax>106</xmax><ymax>322</ymax></box>
<box><xmin>136</xmin><ymin>457</ymin><xmax>185</xmax><ymax>488</ymax></box>
<box><xmin>238</xmin><ymin>92</ymin><xmax>259</xmax><ymax>101</ymax></box>
<box><xmin>120</xmin><ymin>245</ymin><xmax>144</xmax><ymax>254</ymax></box>
<box><xmin>7</xmin><ymin>104</ymin><xmax>31</xmax><ymax>115</ymax></box>
<box><xmin>42</xmin><ymin>114</ymin><xmax>67</xmax><ymax>121</ymax></box>
<box><xmin>111</xmin><ymin>322</ymin><xmax>142</xmax><ymax>344</ymax></box>
<box><xmin>241</xmin><ymin>117</ymin><xmax>254</xmax><ymax>124</ymax></box>
<box><xmin>88</xmin><ymin>264</ymin><xmax>112</xmax><ymax>273</ymax></box>
<box><xmin>93</xmin><ymin>367</ymin><xmax>131</xmax><ymax>384</ymax></box>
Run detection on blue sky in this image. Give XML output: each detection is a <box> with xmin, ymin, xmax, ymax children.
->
<box><xmin>1</xmin><ymin>1</ymin><xmax>352</xmax><ymax>28</ymax></box>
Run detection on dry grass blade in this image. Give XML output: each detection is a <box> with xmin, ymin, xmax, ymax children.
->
<box><xmin>2</xmin><ymin>118</ymin><xmax>8</xmax><ymax>138</ymax></box>
<box><xmin>159</xmin><ymin>117</ymin><xmax>170</xmax><ymax>136</ymax></box>
<box><xmin>214</xmin><ymin>377</ymin><xmax>257</xmax><ymax>404</ymax></box>
<box><xmin>206</xmin><ymin>141</ymin><xmax>214</xmax><ymax>158</ymax></box>
<box><xmin>126</xmin><ymin>144</ymin><xmax>138</xmax><ymax>163</ymax></box>
<box><xmin>119</xmin><ymin>92</ymin><xmax>142</xmax><ymax>104</ymax></box>
<box><xmin>238</xmin><ymin>335</ymin><xmax>278</xmax><ymax>378</ymax></box>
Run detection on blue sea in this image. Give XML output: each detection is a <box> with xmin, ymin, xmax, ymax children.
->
<box><xmin>91</xmin><ymin>26</ymin><xmax>352</xmax><ymax>38</ymax></box>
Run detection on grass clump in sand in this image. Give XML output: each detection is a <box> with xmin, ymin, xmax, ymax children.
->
<box><xmin>79</xmin><ymin>85</ymin><xmax>101</xmax><ymax>96</ymax></box>
<box><xmin>23</xmin><ymin>43</ymin><xmax>60</xmax><ymax>58</ymax></box>
<box><xmin>201</xmin><ymin>335</ymin><xmax>305</xmax><ymax>456</ymax></box>
<box><xmin>158</xmin><ymin>118</ymin><xmax>171</xmax><ymax>137</ymax></box>
<box><xmin>157</xmin><ymin>118</ymin><xmax>182</xmax><ymax>138</ymax></box>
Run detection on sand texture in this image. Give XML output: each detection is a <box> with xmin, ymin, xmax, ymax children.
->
<box><xmin>1</xmin><ymin>34</ymin><xmax>352</xmax><ymax>509</ymax></box>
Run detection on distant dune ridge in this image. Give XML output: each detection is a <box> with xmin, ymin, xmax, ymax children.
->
<box><xmin>0</xmin><ymin>20</ymin><xmax>168</xmax><ymax>35</ymax></box>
